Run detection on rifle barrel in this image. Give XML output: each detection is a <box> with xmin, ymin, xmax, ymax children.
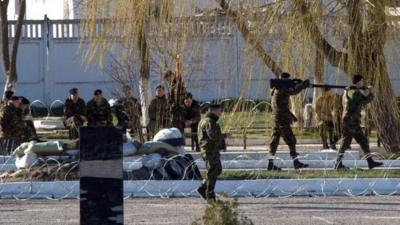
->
<box><xmin>311</xmin><ymin>84</ymin><xmax>347</xmax><ymax>89</ymax></box>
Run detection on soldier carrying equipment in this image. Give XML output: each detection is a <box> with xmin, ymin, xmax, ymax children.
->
<box><xmin>270</xmin><ymin>78</ymin><xmax>369</xmax><ymax>90</ymax></box>
<box><xmin>268</xmin><ymin>72</ymin><xmax>310</xmax><ymax>171</ymax></box>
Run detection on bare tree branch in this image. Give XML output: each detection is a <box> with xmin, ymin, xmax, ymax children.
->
<box><xmin>294</xmin><ymin>0</ymin><xmax>349</xmax><ymax>74</ymax></box>
<box><xmin>10</xmin><ymin>0</ymin><xmax>26</xmax><ymax>79</ymax></box>
<box><xmin>216</xmin><ymin>0</ymin><xmax>282</xmax><ymax>77</ymax></box>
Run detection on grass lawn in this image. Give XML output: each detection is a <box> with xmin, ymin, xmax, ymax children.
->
<box><xmin>35</xmin><ymin>111</ymin><xmax>379</xmax><ymax>141</ymax></box>
<box><xmin>215</xmin><ymin>169</ymin><xmax>400</xmax><ymax>180</ymax></box>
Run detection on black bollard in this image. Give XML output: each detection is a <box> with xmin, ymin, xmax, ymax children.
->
<box><xmin>80</xmin><ymin>127</ymin><xmax>123</xmax><ymax>225</ymax></box>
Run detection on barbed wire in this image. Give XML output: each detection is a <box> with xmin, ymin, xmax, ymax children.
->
<box><xmin>0</xmin><ymin>150</ymin><xmax>400</xmax><ymax>200</ymax></box>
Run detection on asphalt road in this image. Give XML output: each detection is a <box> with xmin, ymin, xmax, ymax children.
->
<box><xmin>0</xmin><ymin>196</ymin><xmax>399</xmax><ymax>225</ymax></box>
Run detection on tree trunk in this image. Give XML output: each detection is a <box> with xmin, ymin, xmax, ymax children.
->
<box><xmin>312</xmin><ymin>49</ymin><xmax>325</xmax><ymax>127</ymax></box>
<box><xmin>0</xmin><ymin>0</ymin><xmax>25</xmax><ymax>96</ymax></box>
<box><xmin>297</xmin><ymin>0</ymin><xmax>400</xmax><ymax>153</ymax></box>
<box><xmin>138</xmin><ymin>32</ymin><xmax>151</xmax><ymax>128</ymax></box>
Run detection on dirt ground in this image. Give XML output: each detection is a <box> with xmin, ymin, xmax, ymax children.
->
<box><xmin>0</xmin><ymin>195</ymin><xmax>399</xmax><ymax>225</ymax></box>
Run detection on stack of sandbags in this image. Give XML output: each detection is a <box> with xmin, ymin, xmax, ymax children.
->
<box><xmin>126</xmin><ymin>128</ymin><xmax>202</xmax><ymax>180</ymax></box>
<box><xmin>12</xmin><ymin>140</ymin><xmax>68</xmax><ymax>169</ymax></box>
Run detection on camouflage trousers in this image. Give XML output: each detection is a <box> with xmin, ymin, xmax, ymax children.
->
<box><xmin>337</xmin><ymin>120</ymin><xmax>370</xmax><ymax>161</ymax></box>
<box><xmin>199</xmin><ymin>151</ymin><xmax>222</xmax><ymax>198</ymax></box>
<box><xmin>22</xmin><ymin>120</ymin><xmax>38</xmax><ymax>142</ymax></box>
<box><xmin>64</xmin><ymin>117</ymin><xmax>84</xmax><ymax>139</ymax></box>
<box><xmin>318</xmin><ymin>120</ymin><xmax>336</xmax><ymax>149</ymax></box>
<box><xmin>269</xmin><ymin>125</ymin><xmax>298</xmax><ymax>158</ymax></box>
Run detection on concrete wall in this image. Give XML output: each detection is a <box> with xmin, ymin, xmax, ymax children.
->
<box><xmin>0</xmin><ymin>19</ymin><xmax>399</xmax><ymax>106</ymax></box>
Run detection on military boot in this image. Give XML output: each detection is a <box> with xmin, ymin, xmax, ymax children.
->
<box><xmin>197</xmin><ymin>186</ymin><xmax>207</xmax><ymax>200</ymax></box>
<box><xmin>367</xmin><ymin>157</ymin><xmax>383</xmax><ymax>169</ymax></box>
<box><xmin>334</xmin><ymin>160</ymin><xmax>349</xmax><ymax>170</ymax></box>
<box><xmin>293</xmin><ymin>159</ymin><xmax>308</xmax><ymax>169</ymax></box>
<box><xmin>267</xmin><ymin>160</ymin><xmax>281</xmax><ymax>171</ymax></box>
<box><xmin>207</xmin><ymin>192</ymin><xmax>216</xmax><ymax>202</ymax></box>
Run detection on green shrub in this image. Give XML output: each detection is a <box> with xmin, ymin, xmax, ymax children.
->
<box><xmin>192</xmin><ymin>198</ymin><xmax>254</xmax><ymax>225</ymax></box>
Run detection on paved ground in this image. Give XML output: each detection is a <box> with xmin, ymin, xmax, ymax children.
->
<box><xmin>0</xmin><ymin>196</ymin><xmax>399</xmax><ymax>225</ymax></box>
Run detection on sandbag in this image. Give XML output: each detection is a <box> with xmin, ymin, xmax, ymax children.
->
<box><xmin>33</xmin><ymin>119</ymin><xmax>65</xmax><ymax>130</ymax></box>
<box><xmin>137</xmin><ymin>141</ymin><xmax>177</xmax><ymax>155</ymax></box>
<box><xmin>153</xmin><ymin>128</ymin><xmax>185</xmax><ymax>147</ymax></box>
<box><xmin>15</xmin><ymin>151</ymin><xmax>38</xmax><ymax>169</ymax></box>
<box><xmin>123</xmin><ymin>141</ymin><xmax>138</xmax><ymax>156</ymax></box>
<box><xmin>12</xmin><ymin>141</ymin><xmax>36</xmax><ymax>157</ymax></box>
<box><xmin>142</xmin><ymin>153</ymin><xmax>162</xmax><ymax>169</ymax></box>
<box><xmin>31</xmin><ymin>141</ymin><xmax>65</xmax><ymax>156</ymax></box>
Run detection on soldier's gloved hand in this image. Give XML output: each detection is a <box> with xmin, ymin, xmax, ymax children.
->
<box><xmin>303</xmin><ymin>79</ymin><xmax>311</xmax><ymax>88</ymax></box>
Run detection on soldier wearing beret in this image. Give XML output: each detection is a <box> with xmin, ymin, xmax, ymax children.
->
<box><xmin>86</xmin><ymin>89</ymin><xmax>113</xmax><ymax>127</ymax></box>
<box><xmin>64</xmin><ymin>88</ymin><xmax>86</xmax><ymax>139</ymax></box>
<box><xmin>197</xmin><ymin>104</ymin><xmax>226</xmax><ymax>201</ymax></box>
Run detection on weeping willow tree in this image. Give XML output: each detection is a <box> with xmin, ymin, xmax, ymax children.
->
<box><xmin>81</xmin><ymin>0</ymin><xmax>176</xmax><ymax>127</ymax></box>
<box><xmin>217</xmin><ymin>0</ymin><xmax>400</xmax><ymax>153</ymax></box>
<box><xmin>81</xmin><ymin>0</ymin><xmax>400</xmax><ymax>152</ymax></box>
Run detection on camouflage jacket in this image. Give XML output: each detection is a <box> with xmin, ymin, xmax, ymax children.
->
<box><xmin>0</xmin><ymin>104</ymin><xmax>27</xmax><ymax>140</ymax></box>
<box><xmin>183</xmin><ymin>100</ymin><xmax>201</xmax><ymax>125</ymax></box>
<box><xmin>64</xmin><ymin>98</ymin><xmax>86</xmax><ymax>121</ymax></box>
<box><xmin>148</xmin><ymin>95</ymin><xmax>169</xmax><ymax>128</ymax></box>
<box><xmin>198</xmin><ymin>112</ymin><xmax>226</xmax><ymax>152</ymax></box>
<box><xmin>315</xmin><ymin>95</ymin><xmax>334</xmax><ymax>122</ymax></box>
<box><xmin>86</xmin><ymin>97</ymin><xmax>113</xmax><ymax>126</ymax></box>
<box><xmin>342</xmin><ymin>86</ymin><xmax>374</xmax><ymax>124</ymax></box>
<box><xmin>114</xmin><ymin>96</ymin><xmax>141</xmax><ymax>125</ymax></box>
<box><xmin>270</xmin><ymin>79</ymin><xmax>310</xmax><ymax>126</ymax></box>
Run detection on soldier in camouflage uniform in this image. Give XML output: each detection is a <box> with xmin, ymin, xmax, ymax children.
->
<box><xmin>115</xmin><ymin>85</ymin><xmax>141</xmax><ymax>135</ymax></box>
<box><xmin>197</xmin><ymin>104</ymin><xmax>226</xmax><ymax>201</ymax></box>
<box><xmin>164</xmin><ymin>54</ymin><xmax>187</xmax><ymax>133</ymax></box>
<box><xmin>315</xmin><ymin>88</ymin><xmax>336</xmax><ymax>149</ymax></box>
<box><xmin>86</xmin><ymin>89</ymin><xmax>113</xmax><ymax>127</ymax></box>
<box><xmin>268</xmin><ymin>72</ymin><xmax>310</xmax><ymax>170</ymax></box>
<box><xmin>148</xmin><ymin>85</ymin><xmax>169</xmax><ymax>137</ymax></box>
<box><xmin>0</xmin><ymin>96</ymin><xmax>36</xmax><ymax>153</ymax></box>
<box><xmin>335</xmin><ymin>74</ymin><xmax>383</xmax><ymax>170</ymax></box>
<box><xmin>63</xmin><ymin>88</ymin><xmax>86</xmax><ymax>139</ymax></box>
<box><xmin>183</xmin><ymin>92</ymin><xmax>201</xmax><ymax>152</ymax></box>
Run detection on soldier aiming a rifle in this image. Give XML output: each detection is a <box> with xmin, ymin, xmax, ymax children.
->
<box><xmin>268</xmin><ymin>72</ymin><xmax>310</xmax><ymax>170</ymax></box>
<box><xmin>334</xmin><ymin>74</ymin><xmax>382</xmax><ymax>170</ymax></box>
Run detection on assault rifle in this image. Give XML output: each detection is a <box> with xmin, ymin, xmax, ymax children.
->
<box><xmin>270</xmin><ymin>79</ymin><xmax>369</xmax><ymax>90</ymax></box>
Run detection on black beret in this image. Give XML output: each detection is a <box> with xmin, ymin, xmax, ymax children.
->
<box><xmin>19</xmin><ymin>96</ymin><xmax>30</xmax><ymax>105</ymax></box>
<box><xmin>10</xmin><ymin>96</ymin><xmax>20</xmax><ymax>101</ymax></box>
<box><xmin>185</xmin><ymin>92</ymin><xmax>193</xmax><ymax>99</ymax></box>
<box><xmin>69</xmin><ymin>88</ymin><xmax>78</xmax><ymax>94</ymax></box>
<box><xmin>4</xmin><ymin>90</ymin><xmax>13</xmax><ymax>99</ymax></box>
<box><xmin>156</xmin><ymin>85</ymin><xmax>165</xmax><ymax>90</ymax></box>
<box><xmin>352</xmin><ymin>74</ymin><xmax>363</xmax><ymax>84</ymax></box>
<box><xmin>281</xmin><ymin>72</ymin><xmax>291</xmax><ymax>78</ymax></box>
<box><xmin>94</xmin><ymin>89</ymin><xmax>102</xmax><ymax>95</ymax></box>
